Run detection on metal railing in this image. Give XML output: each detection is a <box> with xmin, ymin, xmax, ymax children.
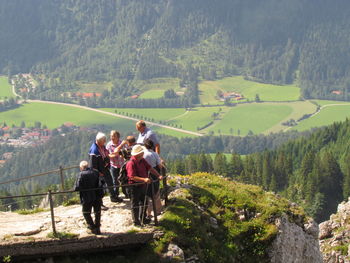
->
<box><xmin>0</xmin><ymin>166</ymin><xmax>169</xmax><ymax>236</ymax></box>
<box><xmin>0</xmin><ymin>165</ymin><xmax>80</xmax><ymax>190</ymax></box>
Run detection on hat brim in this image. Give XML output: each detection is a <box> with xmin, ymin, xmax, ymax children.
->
<box><xmin>131</xmin><ymin>149</ymin><xmax>144</xmax><ymax>156</ymax></box>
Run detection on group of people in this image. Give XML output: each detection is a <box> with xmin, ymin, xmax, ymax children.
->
<box><xmin>74</xmin><ymin>120</ymin><xmax>164</xmax><ymax>234</ymax></box>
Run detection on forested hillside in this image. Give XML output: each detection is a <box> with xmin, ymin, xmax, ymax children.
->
<box><xmin>169</xmin><ymin>119</ymin><xmax>350</xmax><ymax>222</ymax></box>
<box><xmin>1</xmin><ymin>0</ymin><xmax>350</xmax><ymax>100</ymax></box>
<box><xmin>0</xmin><ymin>129</ymin><xmax>307</xmax><ymax>195</ymax></box>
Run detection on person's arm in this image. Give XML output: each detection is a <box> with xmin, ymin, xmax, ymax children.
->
<box><xmin>150</xmin><ymin>167</ymin><xmax>162</xmax><ymax>180</ymax></box>
<box><xmin>126</xmin><ymin>160</ymin><xmax>151</xmax><ymax>184</ymax></box>
<box><xmin>155</xmin><ymin>143</ymin><xmax>160</xmax><ymax>154</ymax></box>
<box><xmin>115</xmin><ymin>140</ymin><xmax>127</xmax><ymax>153</ymax></box>
<box><xmin>74</xmin><ymin>173</ymin><xmax>82</xmax><ymax>191</ymax></box>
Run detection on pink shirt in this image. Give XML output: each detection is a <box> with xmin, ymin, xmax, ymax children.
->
<box><xmin>106</xmin><ymin>140</ymin><xmax>124</xmax><ymax>168</ymax></box>
<box><xmin>126</xmin><ymin>156</ymin><xmax>151</xmax><ymax>184</ymax></box>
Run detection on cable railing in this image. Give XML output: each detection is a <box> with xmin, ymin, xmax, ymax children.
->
<box><xmin>0</xmin><ymin>165</ymin><xmax>170</xmax><ymax>237</ymax></box>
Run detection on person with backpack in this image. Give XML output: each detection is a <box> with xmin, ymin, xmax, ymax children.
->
<box><xmin>126</xmin><ymin>144</ymin><xmax>162</xmax><ymax>226</ymax></box>
<box><xmin>74</xmin><ymin>160</ymin><xmax>104</xmax><ymax>235</ymax></box>
<box><xmin>143</xmin><ymin>139</ymin><xmax>164</xmax><ymax>219</ymax></box>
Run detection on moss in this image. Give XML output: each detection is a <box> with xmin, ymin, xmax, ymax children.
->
<box><xmin>62</xmin><ymin>196</ymin><xmax>80</xmax><ymax>206</ymax></box>
<box><xmin>16</xmin><ymin>208</ymin><xmax>47</xmax><ymax>215</ymax></box>
<box><xmin>47</xmin><ymin>232</ymin><xmax>79</xmax><ymax>240</ymax></box>
<box><xmin>334</xmin><ymin>244</ymin><xmax>349</xmax><ymax>256</ymax></box>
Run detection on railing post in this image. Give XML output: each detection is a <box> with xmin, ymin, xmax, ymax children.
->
<box><xmin>162</xmin><ymin>167</ymin><xmax>168</xmax><ymax>207</ymax></box>
<box><xmin>59</xmin><ymin>166</ymin><xmax>65</xmax><ymax>191</ymax></box>
<box><xmin>48</xmin><ymin>190</ymin><xmax>57</xmax><ymax>236</ymax></box>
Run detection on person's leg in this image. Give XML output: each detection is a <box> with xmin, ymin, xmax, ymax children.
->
<box><xmin>92</xmin><ymin>198</ymin><xmax>102</xmax><ymax>234</ymax></box>
<box><xmin>110</xmin><ymin>166</ymin><xmax>123</xmax><ymax>202</ymax></box>
<box><xmin>129</xmin><ymin>186</ymin><xmax>141</xmax><ymax>225</ymax></box>
<box><xmin>103</xmin><ymin>169</ymin><xmax>118</xmax><ymax>200</ymax></box>
<box><xmin>82</xmin><ymin>202</ymin><xmax>94</xmax><ymax>230</ymax></box>
<box><xmin>139</xmin><ymin>186</ymin><xmax>150</xmax><ymax>224</ymax></box>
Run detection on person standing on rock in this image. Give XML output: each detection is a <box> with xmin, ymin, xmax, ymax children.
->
<box><xmin>74</xmin><ymin>160</ymin><xmax>104</xmax><ymax>235</ymax></box>
<box><xmin>126</xmin><ymin>144</ymin><xmax>162</xmax><ymax>226</ymax></box>
<box><xmin>136</xmin><ymin>120</ymin><xmax>160</xmax><ymax>154</ymax></box>
<box><xmin>143</xmin><ymin>138</ymin><xmax>164</xmax><ymax>219</ymax></box>
<box><xmin>88</xmin><ymin>132</ymin><xmax>119</xmax><ymax>207</ymax></box>
<box><xmin>106</xmin><ymin>130</ymin><xmax>124</xmax><ymax>203</ymax></box>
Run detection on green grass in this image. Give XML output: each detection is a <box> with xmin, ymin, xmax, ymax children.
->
<box><xmin>0</xmin><ymin>102</ymin><xmax>135</xmax><ymax>131</ymax></box>
<box><xmin>47</xmin><ymin>231</ymin><xmax>79</xmax><ymax>240</ymax></box>
<box><xmin>102</xmin><ymin>108</ymin><xmax>186</xmax><ymax>122</ymax></box>
<box><xmin>199</xmin><ymin>76</ymin><xmax>300</xmax><ymax>105</ymax></box>
<box><xmin>0</xmin><ymin>76</ymin><xmax>16</xmax><ymax>99</ymax></box>
<box><xmin>206</xmin><ymin>103</ymin><xmax>293</xmax><ymax>136</ymax></box>
<box><xmin>293</xmin><ymin>103</ymin><xmax>350</xmax><ymax>132</ymax></box>
<box><xmin>169</xmin><ymin>107</ymin><xmax>227</xmax><ymax>132</ymax></box>
<box><xmin>155</xmin><ymin>173</ymin><xmax>307</xmax><ymax>262</ymax></box>
<box><xmin>265</xmin><ymin>101</ymin><xmax>317</xmax><ymax>134</ymax></box>
<box><xmin>138</xmin><ymin>90</ymin><xmax>165</xmax><ymax>99</ymax></box>
<box><xmin>16</xmin><ymin>208</ymin><xmax>48</xmax><ymax>215</ymax></box>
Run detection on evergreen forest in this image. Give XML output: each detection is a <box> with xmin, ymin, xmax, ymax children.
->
<box><xmin>1</xmin><ymin>0</ymin><xmax>350</xmax><ymax>100</ymax></box>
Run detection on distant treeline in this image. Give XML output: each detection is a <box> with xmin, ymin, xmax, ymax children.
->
<box><xmin>167</xmin><ymin>119</ymin><xmax>350</xmax><ymax>223</ymax></box>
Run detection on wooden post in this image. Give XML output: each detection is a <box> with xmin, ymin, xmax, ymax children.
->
<box><xmin>48</xmin><ymin>190</ymin><xmax>57</xmax><ymax>236</ymax></box>
<box><xmin>59</xmin><ymin>166</ymin><xmax>65</xmax><ymax>191</ymax></box>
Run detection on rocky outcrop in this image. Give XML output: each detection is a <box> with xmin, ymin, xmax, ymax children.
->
<box><xmin>268</xmin><ymin>215</ymin><xmax>323</xmax><ymax>263</ymax></box>
<box><xmin>319</xmin><ymin>197</ymin><xmax>350</xmax><ymax>263</ymax></box>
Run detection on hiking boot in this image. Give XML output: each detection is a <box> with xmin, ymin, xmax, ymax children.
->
<box><xmin>92</xmin><ymin>227</ymin><xmax>101</xmax><ymax>235</ymax></box>
<box><xmin>142</xmin><ymin>217</ymin><xmax>152</xmax><ymax>225</ymax></box>
<box><xmin>133</xmin><ymin>221</ymin><xmax>142</xmax><ymax>227</ymax></box>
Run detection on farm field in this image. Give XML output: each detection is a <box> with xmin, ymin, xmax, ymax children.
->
<box><xmin>199</xmin><ymin>76</ymin><xmax>300</xmax><ymax>104</ymax></box>
<box><xmin>293</xmin><ymin>101</ymin><xmax>350</xmax><ymax>132</ymax></box>
<box><xmin>137</xmin><ymin>78</ymin><xmax>180</xmax><ymax>99</ymax></box>
<box><xmin>0</xmin><ymin>76</ymin><xmax>16</xmax><ymax>99</ymax></box>
<box><xmin>0</xmin><ymin>102</ymin><xmax>135</xmax><ymax>132</ymax></box>
<box><xmin>266</xmin><ymin>101</ymin><xmax>317</xmax><ymax>134</ymax></box>
<box><xmin>169</xmin><ymin>106</ymin><xmax>228</xmax><ymax>132</ymax></box>
<box><xmin>138</xmin><ymin>89</ymin><xmax>165</xmax><ymax>99</ymax></box>
<box><xmin>101</xmin><ymin>108</ymin><xmax>186</xmax><ymax>122</ymax></box>
<box><xmin>206</xmin><ymin>103</ymin><xmax>293</xmax><ymax>136</ymax></box>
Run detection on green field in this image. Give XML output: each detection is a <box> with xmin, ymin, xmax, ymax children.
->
<box><xmin>169</xmin><ymin>107</ymin><xmax>227</xmax><ymax>132</ymax></box>
<box><xmin>138</xmin><ymin>89</ymin><xmax>165</xmax><ymax>99</ymax></box>
<box><xmin>102</xmin><ymin>108</ymin><xmax>186</xmax><ymax>122</ymax></box>
<box><xmin>0</xmin><ymin>102</ymin><xmax>135</xmax><ymax>133</ymax></box>
<box><xmin>137</xmin><ymin>78</ymin><xmax>180</xmax><ymax>99</ymax></box>
<box><xmin>293</xmin><ymin>102</ymin><xmax>350</xmax><ymax>131</ymax></box>
<box><xmin>199</xmin><ymin>76</ymin><xmax>300</xmax><ymax>104</ymax></box>
<box><xmin>206</xmin><ymin>103</ymin><xmax>293</xmax><ymax>136</ymax></box>
<box><xmin>0</xmin><ymin>76</ymin><xmax>16</xmax><ymax>99</ymax></box>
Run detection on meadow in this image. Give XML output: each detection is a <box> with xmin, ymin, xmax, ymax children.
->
<box><xmin>293</xmin><ymin>101</ymin><xmax>350</xmax><ymax>132</ymax></box>
<box><xmin>3</xmin><ymin>74</ymin><xmax>350</xmax><ymax>139</ymax></box>
<box><xmin>0</xmin><ymin>102</ymin><xmax>135</xmax><ymax>132</ymax></box>
<box><xmin>199</xmin><ymin>76</ymin><xmax>300</xmax><ymax>105</ymax></box>
<box><xmin>102</xmin><ymin>108</ymin><xmax>186</xmax><ymax>122</ymax></box>
<box><xmin>0</xmin><ymin>76</ymin><xmax>16</xmax><ymax>99</ymax></box>
<box><xmin>206</xmin><ymin>103</ymin><xmax>293</xmax><ymax>136</ymax></box>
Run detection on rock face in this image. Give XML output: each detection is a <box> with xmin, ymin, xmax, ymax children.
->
<box><xmin>268</xmin><ymin>215</ymin><xmax>323</xmax><ymax>263</ymax></box>
<box><xmin>319</xmin><ymin>197</ymin><xmax>350</xmax><ymax>263</ymax></box>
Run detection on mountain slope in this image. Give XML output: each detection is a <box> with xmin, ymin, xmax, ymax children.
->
<box><xmin>1</xmin><ymin>1</ymin><xmax>350</xmax><ymax>99</ymax></box>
